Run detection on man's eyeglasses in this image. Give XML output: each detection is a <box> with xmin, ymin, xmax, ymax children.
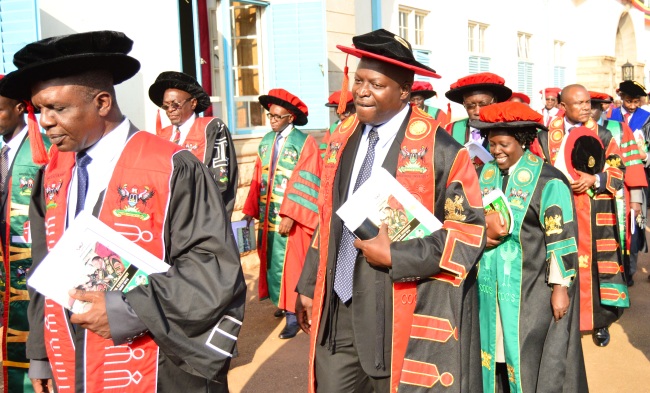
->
<box><xmin>266</xmin><ymin>113</ymin><xmax>292</xmax><ymax>121</ymax></box>
<box><xmin>463</xmin><ymin>100</ymin><xmax>494</xmax><ymax>110</ymax></box>
<box><xmin>161</xmin><ymin>98</ymin><xmax>192</xmax><ymax>112</ymax></box>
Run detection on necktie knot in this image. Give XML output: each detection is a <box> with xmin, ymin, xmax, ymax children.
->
<box><xmin>77</xmin><ymin>152</ymin><xmax>92</xmax><ymax>168</ymax></box>
<box><xmin>368</xmin><ymin>128</ymin><xmax>379</xmax><ymax>148</ymax></box>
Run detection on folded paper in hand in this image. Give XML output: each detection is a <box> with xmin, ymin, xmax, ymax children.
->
<box><xmin>336</xmin><ymin>168</ymin><xmax>442</xmax><ymax>241</ymax></box>
<box><xmin>482</xmin><ymin>189</ymin><xmax>514</xmax><ymax>236</ymax></box>
<box><xmin>28</xmin><ymin>212</ymin><xmax>170</xmax><ymax>314</ymax></box>
<box><xmin>465</xmin><ymin>140</ymin><xmax>494</xmax><ymax>167</ymax></box>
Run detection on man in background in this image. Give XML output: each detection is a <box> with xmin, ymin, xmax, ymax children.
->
<box><xmin>149</xmin><ymin>71</ymin><xmax>238</xmax><ymax>217</ymax></box>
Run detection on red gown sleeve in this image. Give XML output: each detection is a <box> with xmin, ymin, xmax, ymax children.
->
<box><xmin>279</xmin><ymin>136</ymin><xmax>322</xmax><ymax>234</ymax></box>
<box><xmin>242</xmin><ymin>157</ymin><xmax>262</xmax><ymax>218</ymax></box>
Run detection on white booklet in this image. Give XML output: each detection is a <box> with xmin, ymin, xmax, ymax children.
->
<box><xmin>28</xmin><ymin>212</ymin><xmax>170</xmax><ymax>314</ymax></box>
<box><xmin>336</xmin><ymin>168</ymin><xmax>442</xmax><ymax>241</ymax></box>
<box><xmin>482</xmin><ymin>188</ymin><xmax>514</xmax><ymax>234</ymax></box>
<box><xmin>465</xmin><ymin>140</ymin><xmax>493</xmax><ymax>166</ymax></box>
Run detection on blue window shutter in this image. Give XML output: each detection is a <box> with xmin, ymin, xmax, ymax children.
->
<box><xmin>270</xmin><ymin>0</ymin><xmax>327</xmax><ymax>130</ymax></box>
<box><xmin>469</xmin><ymin>56</ymin><xmax>478</xmax><ymax>74</ymax></box>
<box><xmin>413</xmin><ymin>49</ymin><xmax>436</xmax><ymax>105</ymax></box>
<box><xmin>479</xmin><ymin>56</ymin><xmax>490</xmax><ymax>72</ymax></box>
<box><xmin>517</xmin><ymin>61</ymin><xmax>533</xmax><ymax>96</ymax></box>
<box><xmin>0</xmin><ymin>0</ymin><xmax>39</xmax><ymax>73</ymax></box>
<box><xmin>553</xmin><ymin>66</ymin><xmax>565</xmax><ymax>88</ymax></box>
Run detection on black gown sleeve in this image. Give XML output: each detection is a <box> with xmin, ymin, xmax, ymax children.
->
<box><xmin>124</xmin><ymin>151</ymin><xmax>246</xmax><ymax>382</ymax></box>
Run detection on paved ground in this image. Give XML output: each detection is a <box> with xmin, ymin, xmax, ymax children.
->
<box><xmin>230</xmin><ymin>239</ymin><xmax>650</xmax><ymax>393</ymax></box>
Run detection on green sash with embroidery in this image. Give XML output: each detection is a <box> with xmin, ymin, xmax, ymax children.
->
<box><xmin>257</xmin><ymin>127</ymin><xmax>308</xmax><ymax>303</ymax></box>
<box><xmin>478</xmin><ymin>151</ymin><xmax>542</xmax><ymax>393</ymax></box>
<box><xmin>603</xmin><ymin>120</ymin><xmax>627</xmax><ymax>254</ymax></box>
<box><xmin>450</xmin><ymin>118</ymin><xmax>468</xmax><ymax>145</ymax></box>
<box><xmin>1</xmin><ymin>135</ymin><xmax>49</xmax><ymax>392</ymax></box>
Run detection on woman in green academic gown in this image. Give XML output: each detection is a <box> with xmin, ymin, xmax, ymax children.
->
<box><xmin>471</xmin><ymin>102</ymin><xmax>588</xmax><ymax>393</ymax></box>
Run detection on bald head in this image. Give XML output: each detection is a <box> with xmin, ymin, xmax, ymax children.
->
<box><xmin>352</xmin><ymin>58</ymin><xmax>413</xmax><ymax>125</ymax></box>
<box><xmin>560</xmin><ymin>84</ymin><xmax>591</xmax><ymax>124</ymax></box>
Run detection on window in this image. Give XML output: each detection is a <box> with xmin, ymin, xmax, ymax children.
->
<box><xmin>399</xmin><ymin>9</ymin><xmax>409</xmax><ymax>40</ymax></box>
<box><xmin>517</xmin><ymin>32</ymin><xmax>531</xmax><ymax>60</ymax></box>
<box><xmin>517</xmin><ymin>32</ymin><xmax>533</xmax><ymax>96</ymax></box>
<box><xmin>553</xmin><ymin>40</ymin><xmax>565</xmax><ymax>88</ymax></box>
<box><xmin>0</xmin><ymin>0</ymin><xmax>39</xmax><ymax>73</ymax></box>
<box><xmin>468</xmin><ymin>21</ymin><xmax>488</xmax><ymax>54</ymax></box>
<box><xmin>231</xmin><ymin>2</ymin><xmax>265</xmax><ymax>129</ymax></box>
<box><xmin>468</xmin><ymin>21</ymin><xmax>489</xmax><ymax>74</ymax></box>
<box><xmin>207</xmin><ymin>0</ymin><xmax>267</xmax><ymax>132</ymax></box>
<box><xmin>398</xmin><ymin>7</ymin><xmax>428</xmax><ymax>47</ymax></box>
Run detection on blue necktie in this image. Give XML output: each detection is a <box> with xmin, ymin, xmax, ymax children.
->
<box><xmin>334</xmin><ymin>127</ymin><xmax>379</xmax><ymax>303</ymax></box>
<box><xmin>75</xmin><ymin>152</ymin><xmax>93</xmax><ymax>217</ymax></box>
<box><xmin>271</xmin><ymin>132</ymin><xmax>282</xmax><ymax>173</ymax></box>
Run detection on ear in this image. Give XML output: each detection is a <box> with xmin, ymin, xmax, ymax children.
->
<box><xmin>191</xmin><ymin>97</ymin><xmax>197</xmax><ymax>111</ymax></box>
<box><xmin>95</xmin><ymin>91</ymin><xmax>113</xmax><ymax>116</ymax></box>
<box><xmin>400</xmin><ymin>82</ymin><xmax>412</xmax><ymax>101</ymax></box>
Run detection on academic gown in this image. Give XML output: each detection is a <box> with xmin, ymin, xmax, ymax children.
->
<box><xmin>243</xmin><ymin>127</ymin><xmax>321</xmax><ymax>312</ymax></box>
<box><xmin>477</xmin><ymin>152</ymin><xmax>588</xmax><ymax>393</ymax></box>
<box><xmin>158</xmin><ymin>117</ymin><xmax>238</xmax><ymax>217</ymax></box>
<box><xmin>537</xmin><ymin>117</ymin><xmax>628</xmax><ymax>332</ymax></box>
<box><xmin>26</xmin><ymin>130</ymin><xmax>246</xmax><ymax>392</ymax></box>
<box><xmin>298</xmin><ymin>109</ymin><xmax>486</xmax><ymax>393</ymax></box>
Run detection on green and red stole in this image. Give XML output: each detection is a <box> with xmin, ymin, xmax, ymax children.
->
<box><xmin>255</xmin><ymin>128</ymin><xmax>317</xmax><ymax>304</ymax></box>
<box><xmin>0</xmin><ymin>134</ymin><xmax>50</xmax><ymax>392</ymax></box>
<box><xmin>545</xmin><ymin>117</ymin><xmax>628</xmax><ymax>331</ymax></box>
<box><xmin>41</xmin><ymin>131</ymin><xmax>180</xmax><ymax>392</ymax></box>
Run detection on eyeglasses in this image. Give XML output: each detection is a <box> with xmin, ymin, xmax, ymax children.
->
<box><xmin>266</xmin><ymin>113</ymin><xmax>292</xmax><ymax>121</ymax></box>
<box><xmin>463</xmin><ymin>100</ymin><xmax>494</xmax><ymax>110</ymax></box>
<box><xmin>545</xmin><ymin>97</ymin><xmax>557</xmax><ymax>102</ymax></box>
<box><xmin>161</xmin><ymin>98</ymin><xmax>192</xmax><ymax>112</ymax></box>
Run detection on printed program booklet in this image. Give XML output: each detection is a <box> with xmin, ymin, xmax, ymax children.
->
<box><xmin>231</xmin><ymin>219</ymin><xmax>257</xmax><ymax>253</ymax></box>
<box><xmin>482</xmin><ymin>188</ymin><xmax>514</xmax><ymax>234</ymax></box>
<box><xmin>465</xmin><ymin>140</ymin><xmax>494</xmax><ymax>167</ymax></box>
<box><xmin>28</xmin><ymin>212</ymin><xmax>170</xmax><ymax>314</ymax></box>
<box><xmin>336</xmin><ymin>168</ymin><xmax>442</xmax><ymax>241</ymax></box>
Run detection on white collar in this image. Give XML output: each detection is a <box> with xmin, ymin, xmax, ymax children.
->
<box><xmin>82</xmin><ymin>118</ymin><xmax>130</xmax><ymax>163</ymax></box>
<box><xmin>364</xmin><ymin>104</ymin><xmax>410</xmax><ymax>149</ymax></box>
<box><xmin>5</xmin><ymin>125</ymin><xmax>28</xmax><ymax>151</ymax></box>
<box><xmin>177</xmin><ymin>113</ymin><xmax>197</xmax><ymax>133</ymax></box>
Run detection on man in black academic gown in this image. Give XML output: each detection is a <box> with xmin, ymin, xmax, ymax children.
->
<box><xmin>1</xmin><ymin>30</ymin><xmax>246</xmax><ymax>393</ymax></box>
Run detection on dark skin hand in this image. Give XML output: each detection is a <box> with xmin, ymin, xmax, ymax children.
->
<box><xmin>278</xmin><ymin>217</ymin><xmax>294</xmax><ymax>235</ymax></box>
<box><xmin>68</xmin><ymin>289</ymin><xmax>112</xmax><ymax>339</ymax></box>
<box><xmin>353</xmin><ymin>223</ymin><xmax>392</xmax><ymax>268</ymax></box>
<box><xmin>551</xmin><ymin>284</ymin><xmax>570</xmax><ymax>322</ymax></box>
<box><xmin>295</xmin><ymin>294</ymin><xmax>313</xmax><ymax>334</ymax></box>
<box><xmin>30</xmin><ymin>378</ymin><xmax>53</xmax><ymax>393</ymax></box>
<box><xmin>571</xmin><ymin>169</ymin><xmax>597</xmax><ymax>194</ymax></box>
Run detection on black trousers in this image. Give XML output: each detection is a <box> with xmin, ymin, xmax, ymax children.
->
<box><xmin>314</xmin><ymin>297</ymin><xmax>390</xmax><ymax>393</ymax></box>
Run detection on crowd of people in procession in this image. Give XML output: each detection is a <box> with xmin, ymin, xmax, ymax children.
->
<box><xmin>0</xmin><ymin>26</ymin><xmax>646</xmax><ymax>393</ymax></box>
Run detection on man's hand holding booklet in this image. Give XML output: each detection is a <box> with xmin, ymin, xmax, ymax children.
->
<box><xmin>336</xmin><ymin>168</ymin><xmax>442</xmax><ymax>242</ymax></box>
<box><xmin>482</xmin><ymin>189</ymin><xmax>514</xmax><ymax>245</ymax></box>
<box><xmin>28</xmin><ymin>212</ymin><xmax>170</xmax><ymax>314</ymax></box>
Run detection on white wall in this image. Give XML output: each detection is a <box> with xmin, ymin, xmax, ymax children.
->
<box><xmin>39</xmin><ymin>0</ymin><xmax>182</xmax><ymax>131</ymax></box>
<box><xmin>374</xmin><ymin>0</ymin><xmax>650</xmax><ymax>117</ymax></box>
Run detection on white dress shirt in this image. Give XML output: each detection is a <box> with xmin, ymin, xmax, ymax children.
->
<box><xmin>347</xmin><ymin>104</ymin><xmax>410</xmax><ymax>197</ymax></box>
<box><xmin>4</xmin><ymin>125</ymin><xmax>28</xmax><ymax>168</ymax></box>
<box><xmin>173</xmin><ymin>113</ymin><xmax>196</xmax><ymax>144</ymax></box>
<box><xmin>67</xmin><ymin>118</ymin><xmax>131</xmax><ymax>225</ymax></box>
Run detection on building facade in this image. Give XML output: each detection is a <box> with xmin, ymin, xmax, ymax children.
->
<box><xmin>1</xmin><ymin>0</ymin><xmax>649</xmax><ymax>216</ymax></box>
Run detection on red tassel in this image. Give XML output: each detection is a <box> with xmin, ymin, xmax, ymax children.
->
<box><xmin>26</xmin><ymin>102</ymin><xmax>49</xmax><ymax>165</ymax></box>
<box><xmin>155</xmin><ymin>110</ymin><xmax>162</xmax><ymax>135</ymax></box>
<box><xmin>337</xmin><ymin>55</ymin><xmax>350</xmax><ymax>115</ymax></box>
<box><xmin>447</xmin><ymin>102</ymin><xmax>452</xmax><ymax>124</ymax></box>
